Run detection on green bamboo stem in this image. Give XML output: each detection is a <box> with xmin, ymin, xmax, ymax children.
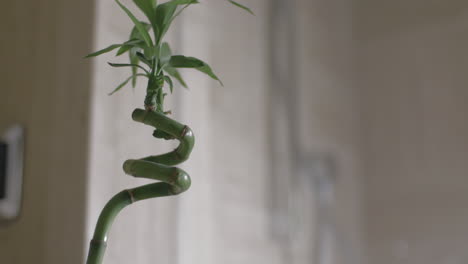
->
<box><xmin>86</xmin><ymin>108</ymin><xmax>194</xmax><ymax>264</ymax></box>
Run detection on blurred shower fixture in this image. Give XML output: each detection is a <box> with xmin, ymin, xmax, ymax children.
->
<box><xmin>298</xmin><ymin>154</ymin><xmax>337</xmax><ymax>264</ymax></box>
<box><xmin>0</xmin><ymin>125</ymin><xmax>24</xmax><ymax>221</ymax></box>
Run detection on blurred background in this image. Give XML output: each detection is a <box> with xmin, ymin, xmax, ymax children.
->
<box><xmin>1</xmin><ymin>0</ymin><xmax>468</xmax><ymax>263</ymax></box>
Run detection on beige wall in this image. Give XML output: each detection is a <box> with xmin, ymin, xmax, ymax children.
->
<box><xmin>0</xmin><ymin>0</ymin><xmax>94</xmax><ymax>263</ymax></box>
<box><xmin>357</xmin><ymin>1</ymin><xmax>468</xmax><ymax>263</ymax></box>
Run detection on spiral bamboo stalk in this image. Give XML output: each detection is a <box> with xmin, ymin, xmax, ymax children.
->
<box><xmin>84</xmin><ymin>2</ymin><xmax>252</xmax><ymax>262</ymax></box>
<box><xmin>86</xmin><ymin>108</ymin><xmax>194</xmax><ymax>264</ymax></box>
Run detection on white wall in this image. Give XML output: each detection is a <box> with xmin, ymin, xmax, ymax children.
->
<box><xmin>357</xmin><ymin>1</ymin><xmax>468</xmax><ymax>263</ymax></box>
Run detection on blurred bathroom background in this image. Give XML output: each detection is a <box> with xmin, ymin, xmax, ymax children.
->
<box><xmin>1</xmin><ymin>0</ymin><xmax>468</xmax><ymax>264</ymax></box>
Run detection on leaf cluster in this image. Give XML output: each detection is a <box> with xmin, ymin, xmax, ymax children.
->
<box><xmin>86</xmin><ymin>0</ymin><xmax>253</xmax><ymax>99</ymax></box>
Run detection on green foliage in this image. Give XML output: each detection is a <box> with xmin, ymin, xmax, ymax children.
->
<box><xmin>108</xmin><ymin>62</ymin><xmax>150</xmax><ymax>75</ymax></box>
<box><xmin>159</xmin><ymin>42</ymin><xmax>172</xmax><ymax>66</ymax></box>
<box><xmin>163</xmin><ymin>75</ymin><xmax>174</xmax><ymax>93</ymax></box>
<box><xmin>116</xmin><ymin>0</ymin><xmax>154</xmax><ymax>47</ymax></box>
<box><xmin>85</xmin><ymin>39</ymin><xmax>143</xmax><ymax>58</ymax></box>
<box><xmin>227</xmin><ymin>0</ymin><xmax>255</xmax><ymax>15</ymax></box>
<box><xmin>86</xmin><ymin>0</ymin><xmax>253</xmax><ymax>113</ymax></box>
<box><xmin>169</xmin><ymin>55</ymin><xmax>223</xmax><ymax>86</ymax></box>
<box><xmin>164</xmin><ymin>66</ymin><xmax>187</xmax><ymax>88</ymax></box>
<box><xmin>109</xmin><ymin>74</ymin><xmax>148</xmax><ymax>95</ymax></box>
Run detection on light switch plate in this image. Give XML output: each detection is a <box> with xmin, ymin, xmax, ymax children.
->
<box><xmin>0</xmin><ymin>125</ymin><xmax>24</xmax><ymax>221</ymax></box>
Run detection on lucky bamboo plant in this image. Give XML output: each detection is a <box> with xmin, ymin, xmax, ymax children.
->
<box><xmin>84</xmin><ymin>0</ymin><xmax>252</xmax><ymax>263</ymax></box>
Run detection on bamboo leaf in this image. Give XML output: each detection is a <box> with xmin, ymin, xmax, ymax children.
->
<box><xmin>116</xmin><ymin>23</ymin><xmax>151</xmax><ymax>56</ymax></box>
<box><xmin>159</xmin><ymin>42</ymin><xmax>172</xmax><ymax>65</ymax></box>
<box><xmin>227</xmin><ymin>0</ymin><xmax>254</xmax><ymax>15</ymax></box>
<box><xmin>153</xmin><ymin>45</ymin><xmax>160</xmax><ymax>61</ymax></box>
<box><xmin>164</xmin><ymin>66</ymin><xmax>187</xmax><ymax>88</ymax></box>
<box><xmin>136</xmin><ymin>52</ymin><xmax>152</xmax><ymax>67</ymax></box>
<box><xmin>133</xmin><ymin>0</ymin><xmax>160</xmax><ymax>44</ymax></box>
<box><xmin>170</xmin><ymin>0</ymin><xmax>198</xmax><ymax>4</ymax></box>
<box><xmin>169</xmin><ymin>55</ymin><xmax>204</xmax><ymax>68</ymax></box>
<box><xmin>115</xmin><ymin>39</ymin><xmax>144</xmax><ymax>56</ymax></box>
<box><xmin>131</xmin><ymin>22</ymin><xmax>152</xmax><ymax>40</ymax></box>
<box><xmin>115</xmin><ymin>0</ymin><xmax>154</xmax><ymax>47</ymax></box>
<box><xmin>109</xmin><ymin>73</ymin><xmax>148</xmax><ymax>95</ymax></box>
<box><xmin>169</xmin><ymin>55</ymin><xmax>223</xmax><ymax>85</ymax></box>
<box><xmin>133</xmin><ymin>0</ymin><xmax>157</xmax><ymax>20</ymax></box>
<box><xmin>129</xmin><ymin>48</ymin><xmax>139</xmax><ymax>87</ymax></box>
<box><xmin>125</xmin><ymin>38</ymin><xmax>145</xmax><ymax>46</ymax></box>
<box><xmin>85</xmin><ymin>44</ymin><xmax>122</xmax><ymax>58</ymax></box>
<box><xmin>154</xmin><ymin>0</ymin><xmax>199</xmax><ymax>43</ymax></box>
<box><xmin>163</xmin><ymin>75</ymin><xmax>174</xmax><ymax>93</ymax></box>
<box><xmin>154</xmin><ymin>2</ymin><xmax>177</xmax><ymax>42</ymax></box>
<box><xmin>116</xmin><ymin>45</ymin><xmax>132</xmax><ymax>56</ymax></box>
<box><xmin>108</xmin><ymin>62</ymin><xmax>150</xmax><ymax>75</ymax></box>
<box><xmin>169</xmin><ymin>0</ymin><xmax>199</xmax><ymax>23</ymax></box>
<box><xmin>121</xmin><ymin>25</ymin><xmax>152</xmax><ymax>86</ymax></box>
<box><xmin>196</xmin><ymin>64</ymin><xmax>223</xmax><ymax>86</ymax></box>
<box><xmin>86</xmin><ymin>39</ymin><xmax>143</xmax><ymax>58</ymax></box>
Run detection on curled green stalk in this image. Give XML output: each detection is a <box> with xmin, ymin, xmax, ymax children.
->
<box><xmin>84</xmin><ymin>1</ymin><xmax>252</xmax><ymax>263</ymax></box>
<box><xmin>86</xmin><ymin>109</ymin><xmax>194</xmax><ymax>264</ymax></box>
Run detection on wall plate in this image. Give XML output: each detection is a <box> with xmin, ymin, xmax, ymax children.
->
<box><xmin>0</xmin><ymin>125</ymin><xmax>24</xmax><ymax>221</ymax></box>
